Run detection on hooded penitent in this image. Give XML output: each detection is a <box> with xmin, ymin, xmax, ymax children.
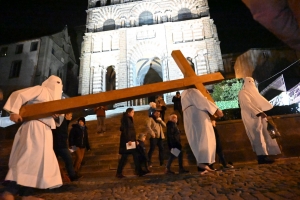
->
<box><xmin>42</xmin><ymin>75</ymin><xmax>63</xmax><ymax>101</ymax></box>
<box><xmin>238</xmin><ymin>77</ymin><xmax>281</xmax><ymax>156</ymax></box>
<box><xmin>242</xmin><ymin>77</ymin><xmax>273</xmax><ymax>111</ymax></box>
<box><xmin>3</xmin><ymin>75</ymin><xmax>63</xmax><ymax>189</ymax></box>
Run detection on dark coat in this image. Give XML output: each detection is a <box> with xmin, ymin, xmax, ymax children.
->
<box><xmin>166</xmin><ymin>121</ymin><xmax>182</xmax><ymax>150</ymax></box>
<box><xmin>119</xmin><ymin>112</ymin><xmax>137</xmax><ymax>154</ymax></box>
<box><xmin>136</xmin><ymin>139</ymin><xmax>148</xmax><ymax>162</ymax></box>
<box><xmin>52</xmin><ymin>118</ymin><xmax>70</xmax><ymax>150</ymax></box>
<box><xmin>69</xmin><ymin>124</ymin><xmax>90</xmax><ymax>150</ymax></box>
<box><xmin>172</xmin><ymin>96</ymin><xmax>182</xmax><ymax>111</ymax></box>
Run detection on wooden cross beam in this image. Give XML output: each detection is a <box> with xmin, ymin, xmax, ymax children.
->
<box><xmin>18</xmin><ymin>50</ymin><xmax>224</xmax><ymax>121</ymax></box>
<box><xmin>171</xmin><ymin>50</ymin><xmax>217</xmax><ymax>102</ymax></box>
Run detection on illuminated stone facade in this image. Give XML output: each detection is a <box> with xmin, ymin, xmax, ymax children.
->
<box><xmin>79</xmin><ymin>0</ymin><xmax>223</xmax><ymax>106</ymax></box>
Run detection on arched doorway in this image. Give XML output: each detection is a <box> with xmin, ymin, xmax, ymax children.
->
<box><xmin>106</xmin><ymin>65</ymin><xmax>116</xmax><ymax>109</ymax></box>
<box><xmin>137</xmin><ymin>57</ymin><xmax>163</xmax><ymax>104</ymax></box>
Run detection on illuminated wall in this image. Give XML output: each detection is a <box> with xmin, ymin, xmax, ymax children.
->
<box><xmin>79</xmin><ymin>0</ymin><xmax>224</xmax><ymax>106</ymax></box>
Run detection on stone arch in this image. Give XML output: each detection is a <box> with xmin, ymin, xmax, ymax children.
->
<box><xmin>127</xmin><ymin>41</ymin><xmax>165</xmax><ymax>88</ymax></box>
<box><xmin>103</xmin><ymin>19</ymin><xmax>115</xmax><ymax>31</ymax></box>
<box><xmin>169</xmin><ymin>0</ymin><xmax>198</xmax><ymax>19</ymax></box>
<box><xmin>139</xmin><ymin>11</ymin><xmax>154</xmax><ymax>25</ymax></box>
<box><xmin>93</xmin><ymin>7</ymin><xmax>122</xmax><ymax>29</ymax></box>
<box><xmin>130</xmin><ymin>2</ymin><xmax>162</xmax><ymax>26</ymax></box>
<box><xmin>178</xmin><ymin>8</ymin><xmax>192</xmax><ymax>21</ymax></box>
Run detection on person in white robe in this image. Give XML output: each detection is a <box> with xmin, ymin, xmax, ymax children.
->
<box><xmin>181</xmin><ymin>88</ymin><xmax>223</xmax><ymax>174</ymax></box>
<box><xmin>238</xmin><ymin>77</ymin><xmax>281</xmax><ymax>164</ymax></box>
<box><xmin>1</xmin><ymin>75</ymin><xmax>63</xmax><ymax>200</ymax></box>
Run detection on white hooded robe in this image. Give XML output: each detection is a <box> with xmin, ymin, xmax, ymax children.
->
<box><xmin>181</xmin><ymin>88</ymin><xmax>219</xmax><ymax>164</ymax></box>
<box><xmin>3</xmin><ymin>76</ymin><xmax>63</xmax><ymax>189</ymax></box>
<box><xmin>238</xmin><ymin>77</ymin><xmax>281</xmax><ymax>155</ymax></box>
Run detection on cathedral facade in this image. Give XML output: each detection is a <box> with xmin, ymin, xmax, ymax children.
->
<box><xmin>79</xmin><ymin>0</ymin><xmax>223</xmax><ymax>106</ymax></box>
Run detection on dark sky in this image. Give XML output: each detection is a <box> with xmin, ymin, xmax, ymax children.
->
<box><xmin>0</xmin><ymin>0</ymin><xmax>284</xmax><ymax>54</ymax></box>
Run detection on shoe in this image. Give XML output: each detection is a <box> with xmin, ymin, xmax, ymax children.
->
<box><xmin>208</xmin><ymin>164</ymin><xmax>217</xmax><ymax>171</ymax></box>
<box><xmin>165</xmin><ymin>169</ymin><xmax>175</xmax><ymax>175</ymax></box>
<box><xmin>179</xmin><ymin>168</ymin><xmax>189</xmax><ymax>174</ymax></box>
<box><xmin>70</xmin><ymin>174</ymin><xmax>83</xmax><ymax>182</ymax></box>
<box><xmin>257</xmin><ymin>155</ymin><xmax>274</xmax><ymax>164</ymax></box>
<box><xmin>102</xmin><ymin>131</ymin><xmax>106</xmax><ymax>134</ymax></box>
<box><xmin>138</xmin><ymin>171</ymin><xmax>147</xmax><ymax>177</ymax></box>
<box><xmin>223</xmin><ymin>164</ymin><xmax>234</xmax><ymax>169</ymax></box>
<box><xmin>145</xmin><ymin>169</ymin><xmax>151</xmax><ymax>173</ymax></box>
<box><xmin>116</xmin><ymin>173</ymin><xmax>125</xmax><ymax>178</ymax></box>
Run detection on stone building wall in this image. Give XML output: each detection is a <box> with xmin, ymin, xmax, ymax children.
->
<box><xmin>79</xmin><ymin>0</ymin><xmax>224</xmax><ymax>106</ymax></box>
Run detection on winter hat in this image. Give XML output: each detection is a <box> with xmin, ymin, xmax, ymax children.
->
<box><xmin>78</xmin><ymin>117</ymin><xmax>86</xmax><ymax>124</ymax></box>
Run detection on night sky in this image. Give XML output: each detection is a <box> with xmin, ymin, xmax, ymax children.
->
<box><xmin>0</xmin><ymin>0</ymin><xmax>284</xmax><ymax>54</ymax></box>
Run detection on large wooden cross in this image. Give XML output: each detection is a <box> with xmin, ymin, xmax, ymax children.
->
<box><xmin>18</xmin><ymin>50</ymin><xmax>224</xmax><ymax>121</ymax></box>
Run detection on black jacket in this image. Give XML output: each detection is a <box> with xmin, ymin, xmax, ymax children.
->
<box><xmin>119</xmin><ymin>112</ymin><xmax>136</xmax><ymax>154</ymax></box>
<box><xmin>52</xmin><ymin>118</ymin><xmax>70</xmax><ymax>150</ymax></box>
<box><xmin>136</xmin><ymin>139</ymin><xmax>148</xmax><ymax>162</ymax></box>
<box><xmin>172</xmin><ymin>96</ymin><xmax>182</xmax><ymax>111</ymax></box>
<box><xmin>69</xmin><ymin>124</ymin><xmax>90</xmax><ymax>150</ymax></box>
<box><xmin>166</xmin><ymin>121</ymin><xmax>182</xmax><ymax>150</ymax></box>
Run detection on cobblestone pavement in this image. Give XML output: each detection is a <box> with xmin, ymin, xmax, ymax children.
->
<box><xmin>2</xmin><ymin>158</ymin><xmax>300</xmax><ymax>200</ymax></box>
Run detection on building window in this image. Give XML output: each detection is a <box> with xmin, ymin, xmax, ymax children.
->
<box><xmin>139</xmin><ymin>11</ymin><xmax>153</xmax><ymax>26</ymax></box>
<box><xmin>52</xmin><ymin>48</ymin><xmax>55</xmax><ymax>54</ymax></box>
<box><xmin>15</xmin><ymin>44</ymin><xmax>23</xmax><ymax>54</ymax></box>
<box><xmin>103</xmin><ymin>19</ymin><xmax>116</xmax><ymax>31</ymax></box>
<box><xmin>30</xmin><ymin>42</ymin><xmax>38</xmax><ymax>51</ymax></box>
<box><xmin>9</xmin><ymin>60</ymin><xmax>22</xmax><ymax>78</ymax></box>
<box><xmin>0</xmin><ymin>47</ymin><xmax>8</xmax><ymax>57</ymax></box>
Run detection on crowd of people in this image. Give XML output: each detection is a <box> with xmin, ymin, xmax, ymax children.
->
<box><xmin>0</xmin><ymin>75</ymin><xmax>282</xmax><ymax>199</ymax></box>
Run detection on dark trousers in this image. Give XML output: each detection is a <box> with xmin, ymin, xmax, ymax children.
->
<box><xmin>148</xmin><ymin>138</ymin><xmax>164</xmax><ymax>164</ymax></box>
<box><xmin>117</xmin><ymin>150</ymin><xmax>142</xmax><ymax>174</ymax></box>
<box><xmin>214</xmin><ymin>127</ymin><xmax>227</xmax><ymax>166</ymax></box>
<box><xmin>160</xmin><ymin>111</ymin><xmax>165</xmax><ymax>121</ymax></box>
<box><xmin>5</xmin><ymin>181</ymin><xmax>33</xmax><ymax>197</ymax></box>
<box><xmin>54</xmin><ymin>148</ymin><xmax>76</xmax><ymax>178</ymax></box>
<box><xmin>166</xmin><ymin>151</ymin><xmax>183</xmax><ymax>170</ymax></box>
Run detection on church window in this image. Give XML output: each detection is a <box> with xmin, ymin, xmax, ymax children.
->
<box><xmin>9</xmin><ymin>60</ymin><xmax>22</xmax><ymax>78</ymax></box>
<box><xmin>103</xmin><ymin>19</ymin><xmax>115</xmax><ymax>31</ymax></box>
<box><xmin>139</xmin><ymin>11</ymin><xmax>153</xmax><ymax>26</ymax></box>
<box><xmin>178</xmin><ymin>8</ymin><xmax>192</xmax><ymax>21</ymax></box>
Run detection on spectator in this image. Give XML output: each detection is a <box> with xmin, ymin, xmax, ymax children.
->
<box><xmin>94</xmin><ymin>106</ymin><xmax>107</xmax><ymax>135</ymax></box>
<box><xmin>136</xmin><ymin>133</ymin><xmax>150</xmax><ymax>173</ymax></box>
<box><xmin>165</xmin><ymin>114</ymin><xmax>189</xmax><ymax>174</ymax></box>
<box><xmin>238</xmin><ymin>77</ymin><xmax>281</xmax><ymax>164</ymax></box>
<box><xmin>181</xmin><ymin>88</ymin><xmax>223</xmax><ymax>174</ymax></box>
<box><xmin>116</xmin><ymin>108</ymin><xmax>146</xmax><ymax>178</ymax></box>
<box><xmin>146</xmin><ymin>109</ymin><xmax>166</xmax><ymax>167</ymax></box>
<box><xmin>155</xmin><ymin>95</ymin><xmax>167</xmax><ymax>121</ymax></box>
<box><xmin>148</xmin><ymin>102</ymin><xmax>156</xmax><ymax>117</ymax></box>
<box><xmin>1</xmin><ymin>75</ymin><xmax>63</xmax><ymax>200</ymax></box>
<box><xmin>172</xmin><ymin>91</ymin><xmax>183</xmax><ymax>121</ymax></box>
<box><xmin>52</xmin><ymin>113</ymin><xmax>81</xmax><ymax>182</ymax></box>
<box><xmin>69</xmin><ymin>117</ymin><xmax>91</xmax><ymax>174</ymax></box>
